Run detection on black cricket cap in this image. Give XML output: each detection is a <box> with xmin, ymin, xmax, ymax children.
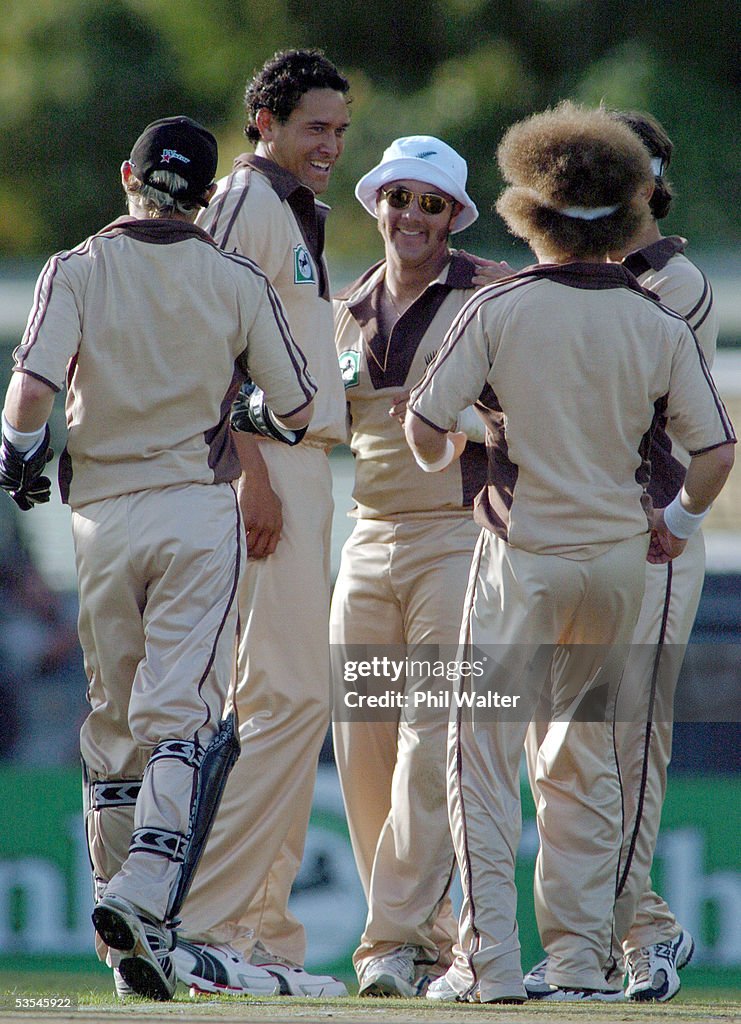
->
<box><xmin>129</xmin><ymin>115</ymin><xmax>218</xmax><ymax>207</ymax></box>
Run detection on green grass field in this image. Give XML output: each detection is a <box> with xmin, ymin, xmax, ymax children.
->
<box><xmin>1</xmin><ymin>969</ymin><xmax>739</xmax><ymax>1023</ymax></box>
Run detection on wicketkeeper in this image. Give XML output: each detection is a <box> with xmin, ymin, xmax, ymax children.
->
<box><xmin>0</xmin><ymin>115</ymin><xmax>315</xmax><ymax>1000</ymax></box>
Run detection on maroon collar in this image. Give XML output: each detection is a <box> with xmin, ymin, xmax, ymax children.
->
<box><xmin>622</xmin><ymin>236</ymin><xmax>686</xmax><ymax>277</ymax></box>
<box><xmin>97</xmin><ymin>216</ymin><xmax>216</xmax><ymax>245</ymax></box>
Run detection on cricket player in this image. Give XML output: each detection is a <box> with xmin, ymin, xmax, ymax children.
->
<box><xmin>404</xmin><ymin>101</ymin><xmax>735</xmax><ymax>1003</ymax></box>
<box><xmin>0</xmin><ymin>116</ymin><xmax>315</xmax><ymax>1000</ymax></box>
<box><xmin>331</xmin><ymin>136</ymin><xmax>503</xmax><ymax>996</ymax></box>
<box><xmin>524</xmin><ymin>108</ymin><xmax>720</xmax><ymax>1003</ymax></box>
<box><xmin>172</xmin><ymin>50</ymin><xmax>351</xmax><ymax>996</ymax></box>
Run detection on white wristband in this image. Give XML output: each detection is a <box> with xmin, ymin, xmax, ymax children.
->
<box><xmin>2</xmin><ymin>412</ymin><xmax>45</xmax><ymax>455</ymax></box>
<box><xmin>663</xmin><ymin>490</ymin><xmax>710</xmax><ymax>539</ymax></box>
<box><xmin>414</xmin><ymin>436</ymin><xmax>455</xmax><ymax>473</ymax></box>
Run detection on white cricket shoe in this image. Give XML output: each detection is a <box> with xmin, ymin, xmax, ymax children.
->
<box><xmin>112</xmin><ymin>967</ymin><xmax>135</xmax><ymax>1000</ymax></box>
<box><xmin>625</xmin><ymin>929</ymin><xmax>695</xmax><ymax>1002</ymax></box>
<box><xmin>358</xmin><ymin>945</ymin><xmax>418</xmax><ymax>997</ymax></box>
<box><xmin>426</xmin><ymin>972</ymin><xmax>468</xmax><ymax>1001</ymax></box>
<box><xmin>250</xmin><ymin>941</ymin><xmax>348</xmax><ymax>996</ymax></box>
<box><xmin>92</xmin><ymin>893</ymin><xmax>176</xmax><ymax>1001</ymax></box>
<box><xmin>523</xmin><ymin>956</ymin><xmax>551</xmax><ymax>998</ymax></box>
<box><xmin>172</xmin><ymin>938</ymin><xmax>279</xmax><ymax>996</ymax></box>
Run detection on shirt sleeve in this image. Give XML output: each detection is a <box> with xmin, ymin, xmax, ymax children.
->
<box><xmin>409</xmin><ymin>294</ymin><xmax>496</xmax><ymax>431</ymax></box>
<box><xmin>236</xmin><ymin>275</ymin><xmax>317</xmax><ymax>417</ymax></box>
<box><xmin>13</xmin><ymin>255</ymin><xmax>82</xmax><ymax>391</ymax></box>
<box><xmin>664</xmin><ymin>321</ymin><xmax>735</xmax><ymax>455</ymax></box>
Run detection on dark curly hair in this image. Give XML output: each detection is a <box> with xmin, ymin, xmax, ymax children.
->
<box><xmin>244</xmin><ymin>49</ymin><xmax>350</xmax><ymax>143</ymax></box>
<box><xmin>609</xmin><ymin>110</ymin><xmax>674</xmax><ymax>220</ymax></box>
<box><xmin>496</xmin><ymin>101</ymin><xmax>653</xmax><ymax>260</ymax></box>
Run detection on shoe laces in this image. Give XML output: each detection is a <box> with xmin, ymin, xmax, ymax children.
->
<box><xmin>628</xmin><ymin>948</ymin><xmax>651</xmax><ymax>985</ymax></box>
<box><xmin>252</xmin><ymin>940</ymin><xmax>302</xmax><ymax>971</ymax></box>
<box><xmin>381</xmin><ymin>944</ymin><xmax>418</xmax><ymax>975</ymax></box>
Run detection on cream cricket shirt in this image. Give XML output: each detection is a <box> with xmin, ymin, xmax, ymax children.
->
<box><xmin>334</xmin><ymin>253</ymin><xmax>487</xmax><ymax>519</ymax></box>
<box><xmin>14</xmin><ymin>218</ymin><xmax>316</xmax><ymax>508</ymax></box>
<box><xmin>198</xmin><ymin>155</ymin><xmax>347</xmax><ymax>446</ymax></box>
<box><xmin>410</xmin><ymin>261</ymin><xmax>735</xmax><ymax>559</ymax></box>
<box><xmin>623</xmin><ymin>236</ymin><xmax>720</xmax><ymax>506</ymax></box>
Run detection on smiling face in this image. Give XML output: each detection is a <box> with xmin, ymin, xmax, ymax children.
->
<box><xmin>256</xmin><ymin>88</ymin><xmax>350</xmax><ymax>194</ymax></box>
<box><xmin>376</xmin><ymin>178</ymin><xmax>460</xmax><ymax>270</ymax></box>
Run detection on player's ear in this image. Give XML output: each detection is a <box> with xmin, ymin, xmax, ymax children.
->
<box><xmin>255</xmin><ymin>108</ymin><xmax>274</xmax><ymax>140</ymax></box>
<box><xmin>121</xmin><ymin>161</ymin><xmax>134</xmax><ymax>188</ymax></box>
<box><xmin>449</xmin><ymin>201</ymin><xmax>463</xmax><ymax>231</ymax></box>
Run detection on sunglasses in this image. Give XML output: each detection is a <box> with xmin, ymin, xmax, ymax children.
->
<box><xmin>379</xmin><ymin>186</ymin><xmax>455</xmax><ymax>216</ymax></box>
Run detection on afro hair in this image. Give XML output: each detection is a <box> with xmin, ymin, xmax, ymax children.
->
<box><xmin>496</xmin><ymin>101</ymin><xmax>654</xmax><ymax>260</ymax></box>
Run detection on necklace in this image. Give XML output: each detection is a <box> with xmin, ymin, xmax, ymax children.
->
<box><xmin>366</xmin><ymin>284</ymin><xmax>402</xmax><ymax>374</ymax></box>
<box><xmin>386</xmin><ymin>285</ymin><xmax>404</xmax><ymax>320</ymax></box>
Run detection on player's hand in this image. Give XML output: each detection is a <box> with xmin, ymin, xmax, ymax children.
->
<box><xmin>457</xmin><ymin>250</ymin><xmax>514</xmax><ymax>287</ymax></box>
<box><xmin>232</xmin><ymin>431</ymin><xmax>283</xmax><ymax>559</ymax></box>
<box><xmin>0</xmin><ymin>427</ymin><xmax>53</xmax><ymax>510</ymax></box>
<box><xmin>647</xmin><ymin>507</ymin><xmax>688</xmax><ymax>563</ymax></box>
<box><xmin>449</xmin><ymin>430</ymin><xmax>468</xmax><ymax>461</ymax></box>
<box><xmin>388</xmin><ymin>390</ymin><xmax>410</xmax><ymax>427</ymax></box>
<box><xmin>239</xmin><ymin>470</ymin><xmax>283</xmax><ymax>559</ymax></box>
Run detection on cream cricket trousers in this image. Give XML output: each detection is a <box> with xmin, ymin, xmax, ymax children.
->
<box><xmin>74</xmin><ymin>483</ymin><xmax>242</xmax><ymax>928</ymax></box>
<box><xmin>446</xmin><ymin>530</ymin><xmax>648</xmax><ymax>1002</ymax></box>
<box><xmin>178</xmin><ymin>443</ymin><xmax>334</xmax><ymax>961</ymax></box>
<box><xmin>330</xmin><ymin>516</ymin><xmax>480</xmax><ymax>978</ymax></box>
<box><xmin>525</xmin><ymin>530</ymin><xmax>705</xmax><ymax>961</ymax></box>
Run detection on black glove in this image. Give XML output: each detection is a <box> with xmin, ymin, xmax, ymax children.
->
<box><xmin>0</xmin><ymin>425</ymin><xmax>53</xmax><ymax>510</ymax></box>
<box><xmin>230</xmin><ymin>379</ymin><xmax>307</xmax><ymax>446</ymax></box>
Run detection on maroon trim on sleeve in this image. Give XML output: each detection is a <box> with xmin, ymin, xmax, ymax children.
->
<box><xmin>689</xmin><ymin>438</ymin><xmax>737</xmax><ymax>456</ymax></box>
<box><xmin>408</xmin><ymin>407</ymin><xmax>448</xmax><ymax>433</ymax></box>
<box><xmin>12</xmin><ymin>367</ymin><xmax>61</xmax><ymax>394</ymax></box>
<box><xmin>658</xmin><ymin>305</ymin><xmax>736</xmax><ymax>443</ymax></box>
<box><xmin>232</xmin><ymin>267</ymin><xmax>317</xmax><ymax>405</ymax></box>
<box><xmin>687</xmin><ymin>276</ymin><xmax>713</xmax><ymax>330</ymax></box>
<box><xmin>16</xmin><ymin>237</ymin><xmax>95</xmax><ymax>369</ymax></box>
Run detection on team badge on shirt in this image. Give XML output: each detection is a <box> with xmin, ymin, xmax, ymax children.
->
<box><xmin>293</xmin><ymin>244</ymin><xmax>316</xmax><ymax>284</ymax></box>
<box><xmin>339</xmin><ymin>350</ymin><xmax>360</xmax><ymax>389</ymax></box>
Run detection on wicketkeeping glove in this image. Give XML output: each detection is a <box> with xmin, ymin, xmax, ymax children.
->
<box><xmin>230</xmin><ymin>379</ymin><xmax>307</xmax><ymax>446</ymax></box>
<box><xmin>0</xmin><ymin>425</ymin><xmax>53</xmax><ymax>510</ymax></box>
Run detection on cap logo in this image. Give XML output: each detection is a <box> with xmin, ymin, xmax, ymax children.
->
<box><xmin>160</xmin><ymin>148</ymin><xmax>191</xmax><ymax>166</ymax></box>
<box><xmin>415</xmin><ymin>150</ymin><xmax>437</xmax><ymax>159</ymax></box>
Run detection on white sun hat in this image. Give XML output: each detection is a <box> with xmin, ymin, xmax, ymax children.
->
<box><xmin>355</xmin><ymin>135</ymin><xmax>479</xmax><ymax>233</ymax></box>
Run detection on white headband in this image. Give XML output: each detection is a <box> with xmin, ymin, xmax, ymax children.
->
<box><xmin>519</xmin><ymin>187</ymin><xmax>619</xmax><ymax>220</ymax></box>
<box><xmin>558</xmin><ymin>204</ymin><xmax>620</xmax><ymax>220</ymax></box>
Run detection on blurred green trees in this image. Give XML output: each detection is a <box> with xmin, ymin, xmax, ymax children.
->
<box><xmin>1</xmin><ymin>0</ymin><xmax>738</xmax><ymax>268</ymax></box>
